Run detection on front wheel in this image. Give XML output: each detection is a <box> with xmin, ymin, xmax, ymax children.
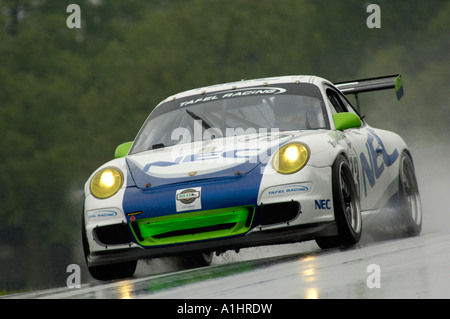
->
<box><xmin>87</xmin><ymin>261</ymin><xmax>137</xmax><ymax>281</ymax></box>
<box><xmin>316</xmin><ymin>155</ymin><xmax>362</xmax><ymax>249</ymax></box>
<box><xmin>179</xmin><ymin>252</ymin><xmax>214</xmax><ymax>268</ymax></box>
<box><xmin>82</xmin><ymin>211</ymin><xmax>137</xmax><ymax>281</ymax></box>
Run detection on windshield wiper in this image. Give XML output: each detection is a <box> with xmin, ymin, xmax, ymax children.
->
<box><xmin>152</xmin><ymin>143</ymin><xmax>165</xmax><ymax>149</ymax></box>
<box><xmin>185</xmin><ymin>109</ymin><xmax>213</xmax><ymax>129</ymax></box>
<box><xmin>185</xmin><ymin>109</ymin><xmax>223</xmax><ymax>139</ymax></box>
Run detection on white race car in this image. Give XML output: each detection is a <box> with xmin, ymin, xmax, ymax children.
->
<box><xmin>82</xmin><ymin>74</ymin><xmax>422</xmax><ymax>280</ymax></box>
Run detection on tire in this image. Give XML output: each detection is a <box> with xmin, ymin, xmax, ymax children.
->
<box><xmin>87</xmin><ymin>260</ymin><xmax>137</xmax><ymax>281</ymax></box>
<box><xmin>398</xmin><ymin>152</ymin><xmax>422</xmax><ymax>236</ymax></box>
<box><xmin>316</xmin><ymin>155</ymin><xmax>362</xmax><ymax>249</ymax></box>
<box><xmin>82</xmin><ymin>211</ymin><xmax>137</xmax><ymax>281</ymax></box>
<box><xmin>179</xmin><ymin>252</ymin><xmax>214</xmax><ymax>268</ymax></box>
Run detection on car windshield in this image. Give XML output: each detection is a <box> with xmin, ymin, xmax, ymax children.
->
<box><xmin>130</xmin><ymin>83</ymin><xmax>329</xmax><ymax>154</ymax></box>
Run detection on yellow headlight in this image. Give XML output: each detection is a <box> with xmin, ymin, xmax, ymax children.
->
<box><xmin>90</xmin><ymin>167</ymin><xmax>124</xmax><ymax>199</ymax></box>
<box><xmin>273</xmin><ymin>143</ymin><xmax>309</xmax><ymax>174</ymax></box>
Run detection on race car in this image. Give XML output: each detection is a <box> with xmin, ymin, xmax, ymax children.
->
<box><xmin>82</xmin><ymin>74</ymin><xmax>422</xmax><ymax>280</ymax></box>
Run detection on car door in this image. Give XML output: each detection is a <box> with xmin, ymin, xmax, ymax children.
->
<box><xmin>325</xmin><ymin>86</ymin><xmax>390</xmax><ymax>211</ymax></box>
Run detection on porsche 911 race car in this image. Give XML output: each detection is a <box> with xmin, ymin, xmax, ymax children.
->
<box><xmin>82</xmin><ymin>74</ymin><xmax>422</xmax><ymax>280</ymax></box>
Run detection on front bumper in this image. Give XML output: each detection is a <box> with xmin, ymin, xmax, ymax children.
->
<box><xmin>86</xmin><ymin>221</ymin><xmax>337</xmax><ymax>267</ymax></box>
<box><xmin>84</xmin><ymin>165</ymin><xmax>335</xmax><ymax>266</ymax></box>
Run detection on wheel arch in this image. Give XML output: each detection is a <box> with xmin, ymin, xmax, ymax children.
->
<box><xmin>401</xmin><ymin>148</ymin><xmax>415</xmax><ymax>167</ymax></box>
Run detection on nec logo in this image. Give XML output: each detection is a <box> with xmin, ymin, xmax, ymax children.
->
<box><xmin>315</xmin><ymin>199</ymin><xmax>331</xmax><ymax>210</ymax></box>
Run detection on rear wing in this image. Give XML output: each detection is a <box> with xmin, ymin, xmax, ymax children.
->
<box><xmin>335</xmin><ymin>74</ymin><xmax>403</xmax><ymax>112</ymax></box>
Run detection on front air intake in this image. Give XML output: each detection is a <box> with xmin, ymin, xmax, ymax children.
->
<box><xmin>94</xmin><ymin>223</ymin><xmax>132</xmax><ymax>246</ymax></box>
<box><xmin>130</xmin><ymin>206</ymin><xmax>255</xmax><ymax>246</ymax></box>
<box><xmin>258</xmin><ymin>201</ymin><xmax>301</xmax><ymax>226</ymax></box>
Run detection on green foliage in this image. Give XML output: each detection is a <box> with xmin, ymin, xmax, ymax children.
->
<box><xmin>0</xmin><ymin>0</ymin><xmax>449</xmax><ymax>291</ymax></box>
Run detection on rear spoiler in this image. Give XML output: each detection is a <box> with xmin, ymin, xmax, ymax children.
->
<box><xmin>335</xmin><ymin>74</ymin><xmax>403</xmax><ymax>112</ymax></box>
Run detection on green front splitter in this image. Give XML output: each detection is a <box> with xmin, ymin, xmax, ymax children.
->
<box><xmin>130</xmin><ymin>206</ymin><xmax>254</xmax><ymax>246</ymax></box>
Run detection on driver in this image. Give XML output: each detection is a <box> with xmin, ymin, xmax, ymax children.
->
<box><xmin>273</xmin><ymin>95</ymin><xmax>308</xmax><ymax>130</ymax></box>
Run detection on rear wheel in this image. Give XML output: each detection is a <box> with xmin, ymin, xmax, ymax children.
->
<box><xmin>398</xmin><ymin>152</ymin><xmax>422</xmax><ymax>236</ymax></box>
<box><xmin>316</xmin><ymin>155</ymin><xmax>362</xmax><ymax>249</ymax></box>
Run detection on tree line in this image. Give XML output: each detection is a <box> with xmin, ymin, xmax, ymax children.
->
<box><xmin>0</xmin><ymin>0</ymin><xmax>448</xmax><ymax>291</ymax></box>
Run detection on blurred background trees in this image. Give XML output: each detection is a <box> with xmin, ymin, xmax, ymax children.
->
<box><xmin>0</xmin><ymin>0</ymin><xmax>448</xmax><ymax>291</ymax></box>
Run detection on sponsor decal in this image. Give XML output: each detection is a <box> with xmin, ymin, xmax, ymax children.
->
<box><xmin>238</xmin><ymin>132</ymin><xmax>293</xmax><ymax>143</ymax></box>
<box><xmin>179</xmin><ymin>87</ymin><xmax>286</xmax><ymax>107</ymax></box>
<box><xmin>359</xmin><ymin>128</ymin><xmax>399</xmax><ymax>197</ymax></box>
<box><xmin>314</xmin><ymin>199</ymin><xmax>331</xmax><ymax>210</ymax></box>
<box><xmin>143</xmin><ymin>148</ymin><xmax>261</xmax><ymax>173</ymax></box>
<box><xmin>176</xmin><ymin>187</ymin><xmax>202</xmax><ymax>212</ymax></box>
<box><xmin>87</xmin><ymin>210</ymin><xmax>118</xmax><ymax>221</ymax></box>
<box><xmin>141</xmin><ymin>132</ymin><xmax>294</xmax><ymax>175</ymax></box>
<box><xmin>263</xmin><ymin>183</ymin><xmax>312</xmax><ymax>198</ymax></box>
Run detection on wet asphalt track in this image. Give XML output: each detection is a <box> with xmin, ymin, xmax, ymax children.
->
<box><xmin>5</xmin><ymin>229</ymin><xmax>450</xmax><ymax>299</ymax></box>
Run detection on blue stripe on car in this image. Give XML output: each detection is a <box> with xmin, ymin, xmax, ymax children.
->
<box><xmin>122</xmin><ymin>159</ymin><xmax>266</xmax><ymax>220</ymax></box>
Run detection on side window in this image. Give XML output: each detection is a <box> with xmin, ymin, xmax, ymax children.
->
<box><xmin>326</xmin><ymin>88</ymin><xmax>359</xmax><ymax>116</ymax></box>
<box><xmin>337</xmin><ymin>91</ymin><xmax>360</xmax><ymax>115</ymax></box>
<box><xmin>326</xmin><ymin>89</ymin><xmax>347</xmax><ymax>113</ymax></box>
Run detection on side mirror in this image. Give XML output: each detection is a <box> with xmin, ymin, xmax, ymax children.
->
<box><xmin>333</xmin><ymin>113</ymin><xmax>362</xmax><ymax>131</ymax></box>
<box><xmin>114</xmin><ymin>141</ymin><xmax>133</xmax><ymax>159</ymax></box>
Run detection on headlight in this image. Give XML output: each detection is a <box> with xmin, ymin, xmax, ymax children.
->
<box><xmin>272</xmin><ymin>143</ymin><xmax>309</xmax><ymax>174</ymax></box>
<box><xmin>90</xmin><ymin>167</ymin><xmax>124</xmax><ymax>199</ymax></box>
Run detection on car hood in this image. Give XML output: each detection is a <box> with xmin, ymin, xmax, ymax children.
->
<box><xmin>125</xmin><ymin>131</ymin><xmax>303</xmax><ymax>189</ymax></box>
